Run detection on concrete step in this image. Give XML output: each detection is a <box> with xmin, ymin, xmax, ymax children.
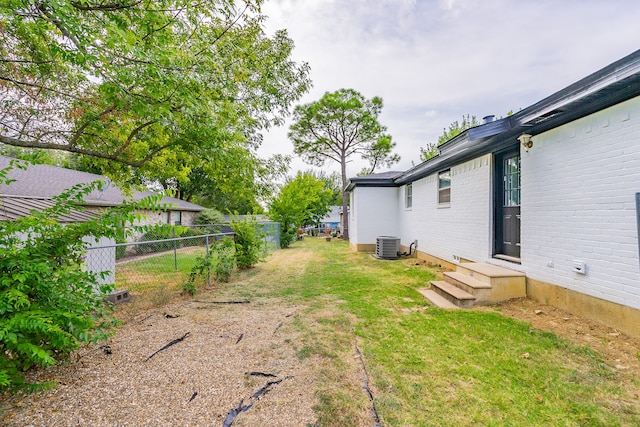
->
<box><xmin>453</xmin><ymin>263</ymin><xmax>526</xmax><ymax>304</ymax></box>
<box><xmin>444</xmin><ymin>271</ymin><xmax>492</xmax><ymax>290</ymax></box>
<box><xmin>455</xmin><ymin>262</ymin><xmax>525</xmax><ymax>285</ymax></box>
<box><xmin>417</xmin><ymin>288</ymin><xmax>459</xmax><ymax>309</ymax></box>
<box><xmin>430</xmin><ymin>280</ymin><xmax>476</xmax><ymax>308</ymax></box>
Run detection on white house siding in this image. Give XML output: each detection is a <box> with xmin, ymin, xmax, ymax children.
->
<box><xmin>521</xmin><ymin>96</ymin><xmax>640</xmax><ymax>309</ymax></box>
<box><xmin>397</xmin><ymin>155</ymin><xmax>492</xmax><ymax>263</ymax></box>
<box><xmin>350</xmin><ymin>186</ymin><xmax>399</xmax><ymax>244</ymax></box>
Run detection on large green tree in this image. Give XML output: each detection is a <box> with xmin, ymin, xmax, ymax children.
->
<box><xmin>267</xmin><ymin>172</ymin><xmax>333</xmax><ymax>248</ymax></box>
<box><xmin>156</xmin><ymin>152</ymin><xmax>291</xmax><ymax>213</ymax></box>
<box><xmin>288</xmin><ymin>89</ymin><xmax>399</xmax><ymax>240</ymax></box>
<box><xmin>302</xmin><ymin>169</ymin><xmax>342</xmax><ymax>206</ymax></box>
<box><xmin>0</xmin><ymin>0</ymin><xmax>310</xmax><ymax>179</ymax></box>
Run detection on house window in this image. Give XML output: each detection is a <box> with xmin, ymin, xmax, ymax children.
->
<box><xmin>173</xmin><ymin>211</ymin><xmax>182</xmax><ymax>226</ymax></box>
<box><xmin>503</xmin><ymin>156</ymin><xmax>521</xmax><ymax>207</ymax></box>
<box><xmin>405</xmin><ymin>183</ymin><xmax>413</xmax><ymax>209</ymax></box>
<box><xmin>438</xmin><ymin>170</ymin><xmax>451</xmax><ymax>205</ymax></box>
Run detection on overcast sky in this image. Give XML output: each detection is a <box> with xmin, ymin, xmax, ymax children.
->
<box><xmin>258</xmin><ymin>0</ymin><xmax>640</xmax><ymax>179</ymax></box>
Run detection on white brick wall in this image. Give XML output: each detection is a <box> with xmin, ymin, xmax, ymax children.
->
<box><xmin>350</xmin><ymin>186</ymin><xmax>399</xmax><ymax>243</ymax></box>
<box><xmin>522</xmin><ymin>96</ymin><xmax>640</xmax><ymax>309</ymax></box>
<box><xmin>397</xmin><ymin>155</ymin><xmax>492</xmax><ymax>263</ymax></box>
<box><xmin>351</xmin><ymin>97</ymin><xmax>640</xmax><ymax>311</ymax></box>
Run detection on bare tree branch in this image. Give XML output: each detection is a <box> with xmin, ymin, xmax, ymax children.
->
<box><xmin>0</xmin><ymin>76</ymin><xmax>84</xmax><ymax>101</ymax></box>
<box><xmin>69</xmin><ymin>1</ymin><xmax>143</xmax><ymax>11</ymax></box>
<box><xmin>113</xmin><ymin>119</ymin><xmax>157</xmax><ymax>156</ymax></box>
<box><xmin>0</xmin><ymin>134</ymin><xmax>150</xmax><ymax>167</ymax></box>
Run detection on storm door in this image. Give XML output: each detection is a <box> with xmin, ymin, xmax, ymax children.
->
<box><xmin>494</xmin><ymin>149</ymin><xmax>521</xmax><ymax>259</ymax></box>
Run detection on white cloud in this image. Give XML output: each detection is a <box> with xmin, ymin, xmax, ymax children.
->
<box><xmin>259</xmin><ymin>0</ymin><xmax>640</xmax><ymax>176</ymax></box>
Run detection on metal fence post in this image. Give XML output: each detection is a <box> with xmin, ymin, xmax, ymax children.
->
<box><xmin>205</xmin><ymin>235</ymin><xmax>211</xmax><ymax>285</ymax></box>
<box><xmin>173</xmin><ymin>228</ymin><xmax>178</xmax><ymax>271</ymax></box>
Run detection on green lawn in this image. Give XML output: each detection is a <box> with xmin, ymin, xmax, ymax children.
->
<box><xmin>116</xmin><ymin>247</ymin><xmax>206</xmax><ymax>294</ymax></box>
<box><xmin>115</xmin><ymin>237</ymin><xmax>640</xmax><ymax>426</ymax></box>
<box><xmin>258</xmin><ymin>238</ymin><xmax>640</xmax><ymax>426</ymax></box>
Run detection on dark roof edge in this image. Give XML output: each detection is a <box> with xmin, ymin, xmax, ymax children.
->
<box><xmin>513</xmin><ymin>49</ymin><xmax>640</xmax><ymax>125</ymax></box>
<box><xmin>346</xmin><ymin>171</ymin><xmax>403</xmax><ymax>191</ymax></box>
<box><xmin>345</xmin><ymin>178</ymin><xmax>398</xmax><ymax>192</ymax></box>
<box><xmin>348</xmin><ymin>49</ymin><xmax>640</xmax><ymax>190</ymax></box>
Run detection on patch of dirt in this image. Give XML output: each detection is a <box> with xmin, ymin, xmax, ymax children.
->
<box><xmin>1</xmin><ymin>249</ymin><xmax>322</xmax><ymax>427</ymax></box>
<box><xmin>479</xmin><ymin>298</ymin><xmax>640</xmax><ymax>378</ymax></box>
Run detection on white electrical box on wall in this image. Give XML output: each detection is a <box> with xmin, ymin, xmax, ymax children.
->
<box><xmin>572</xmin><ymin>260</ymin><xmax>587</xmax><ymax>275</ymax></box>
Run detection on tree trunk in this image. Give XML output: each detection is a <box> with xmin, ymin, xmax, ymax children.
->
<box><xmin>340</xmin><ymin>158</ymin><xmax>349</xmax><ymax>241</ymax></box>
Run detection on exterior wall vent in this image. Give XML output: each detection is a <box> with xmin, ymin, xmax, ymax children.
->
<box><xmin>376</xmin><ymin>236</ymin><xmax>401</xmax><ymax>260</ymax></box>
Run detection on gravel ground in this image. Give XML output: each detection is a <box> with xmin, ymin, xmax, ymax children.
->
<box><xmin>2</xmin><ymin>297</ymin><xmax>320</xmax><ymax>427</ymax></box>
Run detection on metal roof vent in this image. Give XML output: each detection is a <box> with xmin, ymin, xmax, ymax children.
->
<box><xmin>483</xmin><ymin>115</ymin><xmax>495</xmax><ymax>124</ymax></box>
<box><xmin>376</xmin><ymin>236</ymin><xmax>401</xmax><ymax>260</ymax></box>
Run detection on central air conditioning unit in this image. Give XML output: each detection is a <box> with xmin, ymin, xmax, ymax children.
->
<box><xmin>376</xmin><ymin>236</ymin><xmax>401</xmax><ymax>260</ymax></box>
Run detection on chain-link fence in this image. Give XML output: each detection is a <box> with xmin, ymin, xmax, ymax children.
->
<box><xmin>189</xmin><ymin>221</ymin><xmax>280</xmax><ymax>253</ymax></box>
<box><xmin>86</xmin><ymin>221</ymin><xmax>280</xmax><ymax>293</ymax></box>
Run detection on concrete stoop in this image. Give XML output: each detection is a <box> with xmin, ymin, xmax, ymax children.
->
<box><xmin>420</xmin><ymin>262</ymin><xmax>526</xmax><ymax>308</ymax></box>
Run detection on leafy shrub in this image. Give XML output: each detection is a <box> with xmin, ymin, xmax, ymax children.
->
<box><xmin>178</xmin><ymin>227</ymin><xmax>204</xmax><ymax>247</ymax></box>
<box><xmin>231</xmin><ymin>215</ymin><xmax>265</xmax><ymax>269</ymax></box>
<box><xmin>0</xmin><ymin>180</ymin><xmax>155</xmax><ymax>391</ymax></box>
<box><xmin>181</xmin><ymin>237</ymin><xmax>236</xmax><ymax>295</ymax></box>
<box><xmin>136</xmin><ymin>224</ymin><xmax>191</xmax><ymax>253</ymax></box>
<box><xmin>194</xmin><ymin>208</ymin><xmax>224</xmax><ymax>225</ymax></box>
<box><xmin>280</xmin><ymin>228</ymin><xmax>296</xmax><ymax>248</ymax></box>
<box><xmin>212</xmin><ymin>237</ymin><xmax>235</xmax><ymax>282</ymax></box>
<box><xmin>193</xmin><ymin>208</ymin><xmax>225</xmax><ymax>234</ymax></box>
<box><xmin>136</xmin><ymin>228</ymin><xmax>173</xmax><ymax>253</ymax></box>
<box><xmin>115</xmin><ymin>232</ymin><xmax>127</xmax><ymax>259</ymax></box>
<box><xmin>181</xmin><ymin>253</ymin><xmax>212</xmax><ymax>296</ymax></box>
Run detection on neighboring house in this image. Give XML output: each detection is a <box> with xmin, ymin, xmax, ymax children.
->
<box><xmin>0</xmin><ymin>157</ymin><xmax>207</xmax><ymax>288</ymax></box>
<box><xmin>318</xmin><ymin>206</ymin><xmax>341</xmax><ymax>231</ymax></box>
<box><xmin>347</xmin><ymin>50</ymin><xmax>640</xmax><ymax>338</ymax></box>
<box><xmin>0</xmin><ymin>156</ymin><xmax>206</xmax><ymax>232</ymax></box>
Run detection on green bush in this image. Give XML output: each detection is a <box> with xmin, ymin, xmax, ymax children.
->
<box><xmin>212</xmin><ymin>237</ymin><xmax>235</xmax><ymax>282</ymax></box>
<box><xmin>115</xmin><ymin>233</ymin><xmax>127</xmax><ymax>259</ymax></box>
<box><xmin>0</xmin><ymin>181</ymin><xmax>153</xmax><ymax>391</ymax></box>
<box><xmin>280</xmin><ymin>228</ymin><xmax>296</xmax><ymax>248</ymax></box>
<box><xmin>180</xmin><ymin>227</ymin><xmax>204</xmax><ymax>247</ymax></box>
<box><xmin>231</xmin><ymin>215</ymin><xmax>265</xmax><ymax>269</ymax></box>
<box><xmin>181</xmin><ymin>237</ymin><xmax>236</xmax><ymax>295</ymax></box>
<box><xmin>193</xmin><ymin>208</ymin><xmax>224</xmax><ymax>234</ymax></box>
<box><xmin>194</xmin><ymin>208</ymin><xmax>224</xmax><ymax>225</ymax></box>
<box><xmin>136</xmin><ymin>225</ymin><xmax>188</xmax><ymax>253</ymax></box>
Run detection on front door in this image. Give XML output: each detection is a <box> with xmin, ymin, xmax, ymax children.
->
<box><xmin>494</xmin><ymin>149</ymin><xmax>521</xmax><ymax>259</ymax></box>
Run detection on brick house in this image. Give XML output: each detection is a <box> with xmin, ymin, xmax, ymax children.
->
<box><xmin>347</xmin><ymin>50</ymin><xmax>640</xmax><ymax>337</ymax></box>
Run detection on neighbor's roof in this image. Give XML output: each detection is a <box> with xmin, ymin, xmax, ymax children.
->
<box><xmin>0</xmin><ymin>156</ymin><xmax>205</xmax><ymax>212</ymax></box>
<box><xmin>0</xmin><ymin>196</ymin><xmax>96</xmax><ymax>223</ymax></box>
<box><xmin>347</xmin><ymin>48</ymin><xmax>640</xmax><ymax>190</ymax></box>
<box><xmin>320</xmin><ymin>206</ymin><xmax>342</xmax><ymax>224</ymax></box>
